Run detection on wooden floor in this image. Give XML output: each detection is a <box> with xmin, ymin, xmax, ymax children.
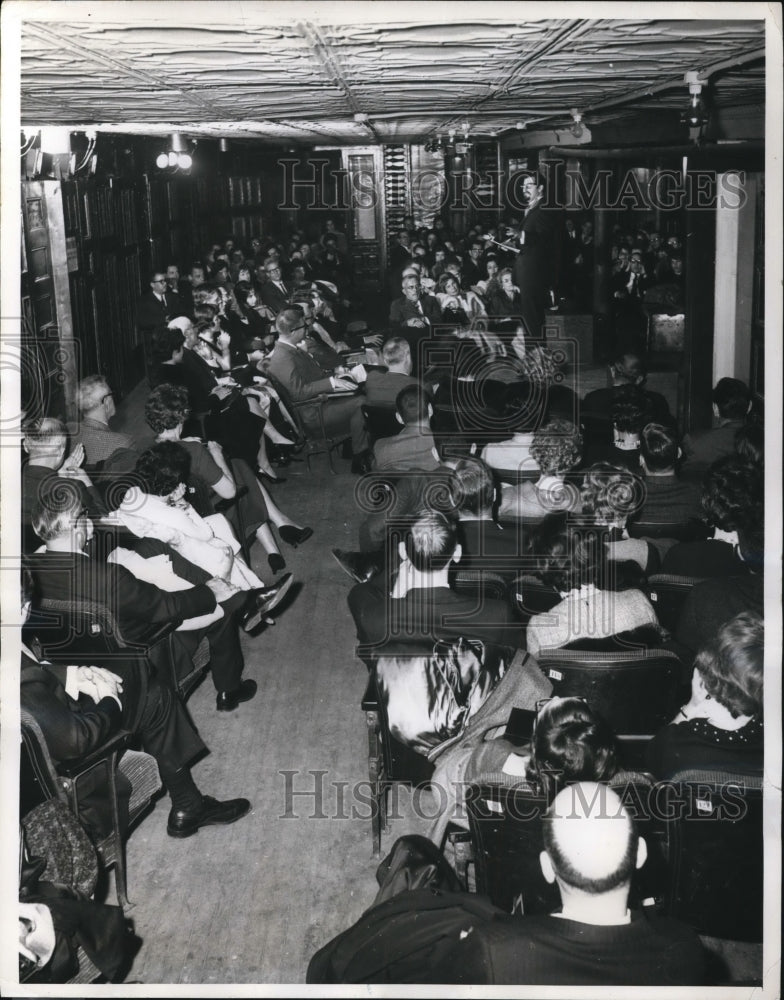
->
<box><xmin>108</xmin><ymin>360</ymin><xmax>758</xmax><ymax>986</ymax></box>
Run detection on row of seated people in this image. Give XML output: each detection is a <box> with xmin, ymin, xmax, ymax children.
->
<box><xmin>309</xmin><ymin>610</ymin><xmax>762</xmax><ymax>985</ymax></box>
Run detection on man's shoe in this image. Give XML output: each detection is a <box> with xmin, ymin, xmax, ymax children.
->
<box><xmin>215</xmin><ymin>678</ymin><xmax>258</xmax><ymax>712</ymax></box>
<box><xmin>331</xmin><ymin>547</ymin><xmax>383</xmax><ymax>584</ymax></box>
<box><xmin>242</xmin><ymin>574</ymin><xmax>295</xmax><ymax>632</ymax></box>
<box><xmin>167</xmin><ymin>795</ymin><xmax>251</xmax><ymax>838</ymax></box>
<box><xmin>351</xmin><ymin>450</ymin><xmax>373</xmax><ymax>474</ymax></box>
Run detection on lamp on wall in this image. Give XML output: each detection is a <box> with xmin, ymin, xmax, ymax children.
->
<box><xmin>680</xmin><ymin>71</ymin><xmax>709</xmax><ymax>129</ymax></box>
<box><xmin>156</xmin><ymin>133</ymin><xmax>194</xmax><ymax>172</ymax></box>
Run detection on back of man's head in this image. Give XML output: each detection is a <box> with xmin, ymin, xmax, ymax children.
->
<box><xmin>396</xmin><ymin>384</ymin><xmax>431</xmax><ymax>425</ymax></box>
<box><xmin>382</xmin><ymin>336</ymin><xmax>412</xmax><ymax>372</ymax></box>
<box><xmin>611</xmin><ymin>352</ymin><xmax>646</xmax><ymax>386</ymax></box>
<box><xmin>23</xmin><ymin>416</ymin><xmax>67</xmax><ymax>459</ymax></box>
<box><xmin>450</xmin><ymin>457</ymin><xmax>495</xmax><ymax>516</ymax></box>
<box><xmin>404</xmin><ymin>510</ymin><xmax>459</xmax><ymax>573</ymax></box>
<box><xmin>713</xmin><ymin>378</ymin><xmax>750</xmax><ymax>420</ymax></box>
<box><xmin>542</xmin><ymin>783</ymin><xmax>638</xmax><ymax>895</ymax></box>
<box><xmin>276</xmin><ymin>306</ymin><xmax>305</xmax><ymax>339</ymax></box>
<box><xmin>77</xmin><ymin>375</ymin><xmax>110</xmax><ymax>415</ymax></box>
<box><xmin>32</xmin><ymin>478</ymin><xmax>82</xmax><ymax>543</ymax></box>
<box><xmin>640</xmin><ymin>422</ymin><xmax>679</xmax><ymax>472</ymax></box>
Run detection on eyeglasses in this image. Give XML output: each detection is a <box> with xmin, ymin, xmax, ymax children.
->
<box><xmin>267</xmin><ymin>266</ymin><xmax>282</xmax><ymax>274</ymax></box>
<box><xmin>152</xmin><ymin>278</ymin><xmax>167</xmax><ymax>284</ymax></box>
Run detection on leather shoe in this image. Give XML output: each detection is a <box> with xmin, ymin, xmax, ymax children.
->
<box><xmin>167</xmin><ymin>795</ymin><xmax>251</xmax><ymax>837</ymax></box>
<box><xmin>242</xmin><ymin>573</ymin><xmax>295</xmax><ymax>632</ymax></box>
<box><xmin>215</xmin><ymin>678</ymin><xmax>257</xmax><ymax>712</ymax></box>
<box><xmin>268</xmin><ymin>552</ymin><xmax>287</xmax><ymax>575</ymax></box>
<box><xmin>331</xmin><ymin>547</ymin><xmax>383</xmax><ymax>584</ymax></box>
<box><xmin>278</xmin><ymin>524</ymin><xmax>313</xmax><ymax>548</ymax></box>
<box><xmin>351</xmin><ymin>449</ymin><xmax>373</xmax><ymax>474</ymax></box>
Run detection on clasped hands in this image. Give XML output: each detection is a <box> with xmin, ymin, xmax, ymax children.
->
<box><xmin>65</xmin><ymin>664</ymin><xmax>123</xmax><ymax>707</ymax></box>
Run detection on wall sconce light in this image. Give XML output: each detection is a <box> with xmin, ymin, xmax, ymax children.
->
<box><xmin>569</xmin><ymin>109</ymin><xmax>584</xmax><ymax>138</ymax></box>
<box><xmin>156</xmin><ymin>133</ymin><xmax>194</xmax><ymax>171</ymax></box>
<box><xmin>219</xmin><ymin>138</ymin><xmax>229</xmax><ymax>153</ymax></box>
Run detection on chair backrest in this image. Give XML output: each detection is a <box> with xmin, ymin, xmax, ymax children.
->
<box><xmin>648</xmin><ymin>313</ymin><xmax>685</xmax><ymax>353</ymax></box>
<box><xmin>536</xmin><ymin>647</ymin><xmax>684</xmax><ymax>735</ymax></box>
<box><xmin>511</xmin><ymin>574</ymin><xmax>561</xmax><ymax>626</ymax></box>
<box><xmin>452</xmin><ymin>568</ymin><xmax>509</xmax><ymax>603</ymax></box>
<box><xmin>361</xmin><ymin>670</ymin><xmax>435</xmax><ymax>787</ymax></box>
<box><xmin>361</xmin><ymin>404</ymin><xmax>403</xmax><ymax>442</ymax></box>
<box><xmin>646</xmin><ymin>573</ymin><xmax>706</xmax><ymax>633</ymax></box>
<box><xmin>465</xmin><ymin>773</ymin><xmax>670</xmax><ymax>916</ymax></box>
<box><xmin>628</xmin><ymin>518</ymin><xmax>710</xmax><ymax>542</ymax></box>
<box><xmin>662</xmin><ymin>772</ymin><xmax>763</xmax><ymax>941</ymax></box>
<box><xmin>24</xmin><ymin>598</ymin><xmax>128</xmax><ymax>663</ymax></box>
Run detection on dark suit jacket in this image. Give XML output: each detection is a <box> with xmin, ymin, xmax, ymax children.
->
<box><xmin>513</xmin><ymin>203</ymin><xmax>561</xmax><ymax>296</ymax></box>
<box><xmin>348</xmin><ymin>582</ymin><xmax>520</xmax><ymax>650</ymax></box>
<box><xmin>457</xmin><ymin>518</ymin><xmax>525</xmax><ymax>578</ymax></box>
<box><xmin>389</xmin><ymin>294</ymin><xmax>443</xmax><ymax>329</ymax></box>
<box><xmin>136</xmin><ymin>290</ymin><xmax>176</xmax><ymax>335</ymax></box>
<box><xmin>364</xmin><ymin>370</ymin><xmax>421</xmax><ymax>408</ymax></box>
<box><xmin>264</xmin><ymin>339</ymin><xmax>345</xmax><ymax>431</ymax></box>
<box><xmin>24</xmin><ymin>550</ymin><xmax>216</xmax><ymax>647</ymax></box>
<box><xmin>259</xmin><ymin>280</ymin><xmax>293</xmax><ymax>315</ymax></box>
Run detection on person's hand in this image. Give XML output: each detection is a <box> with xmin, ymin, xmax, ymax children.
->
<box><xmin>405</xmin><ymin>317</ymin><xmax>425</xmax><ymax>328</ymax></box>
<box><xmin>65</xmin><ymin>665</ymin><xmax>123</xmax><ymax>707</ymax></box>
<box><xmin>59</xmin><ymin>443</ymin><xmax>91</xmax><ymax>483</ymax></box>
<box><xmin>216</xmin><ymin>331</ymin><xmax>231</xmax><ymax>351</ymax></box>
<box><xmin>19</xmin><ymin>902</ymin><xmax>56</xmax><ymax>970</ymax></box>
<box><xmin>363</xmin><ymin>334</ymin><xmax>384</xmax><ymax>349</ymax></box>
<box><xmin>206</xmin><ymin>439</ymin><xmax>224</xmax><ymax>454</ymax></box>
<box><xmin>510</xmin><ymin>329</ymin><xmax>527</xmax><ymax>361</ymax></box>
<box><xmin>215</xmin><ymin>376</ymin><xmax>237</xmax><ymax>387</ymax></box>
<box><xmin>121</xmin><ymin>512</ymin><xmax>182</xmax><ymax>546</ymax></box>
<box><xmin>350</xmin><ymin>364</ymin><xmax>368</xmax><ymax>383</ymax></box>
<box><xmin>206</xmin><ymin>576</ymin><xmax>240</xmax><ymax>603</ymax></box>
<box><xmin>211</xmin><ymin>385</ymin><xmax>234</xmax><ymax>401</ymax></box>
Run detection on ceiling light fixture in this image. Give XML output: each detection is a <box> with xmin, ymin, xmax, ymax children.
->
<box><xmin>680</xmin><ymin>71</ymin><xmax>710</xmax><ymax>130</ymax></box>
<box><xmin>569</xmin><ymin>109</ymin><xmax>584</xmax><ymax>138</ymax></box>
<box><xmin>156</xmin><ymin>132</ymin><xmax>195</xmax><ymax>172</ymax></box>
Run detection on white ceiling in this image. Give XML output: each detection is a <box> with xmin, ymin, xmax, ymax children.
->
<box><xmin>16</xmin><ymin>2</ymin><xmax>767</xmax><ymax>146</ymax></box>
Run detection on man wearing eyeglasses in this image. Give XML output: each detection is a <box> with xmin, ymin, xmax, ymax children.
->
<box><xmin>68</xmin><ymin>375</ymin><xmax>134</xmax><ymax>467</ymax></box>
<box><xmin>136</xmin><ymin>269</ymin><xmax>176</xmax><ymax>338</ymax></box>
<box><xmin>259</xmin><ymin>260</ymin><xmax>293</xmax><ymax>316</ymax></box>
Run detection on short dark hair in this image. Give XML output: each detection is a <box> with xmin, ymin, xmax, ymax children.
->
<box><xmin>531</xmin><ymin>419</ymin><xmax>583</xmax><ymax>476</ymax></box>
<box><xmin>404</xmin><ymin>511</ymin><xmax>459</xmax><ymax>572</ymax></box>
<box><xmin>611</xmin><ymin>385</ymin><xmax>646</xmax><ymax>433</ymax></box>
<box><xmin>713</xmin><ymin>377</ymin><xmax>750</xmax><ymax>420</ymax></box>
<box><xmin>700</xmin><ymin>455</ymin><xmax>763</xmax><ymax>531</ymax></box>
<box><xmin>450</xmin><ymin>457</ymin><xmax>495</xmax><ymax>516</ymax></box>
<box><xmin>150</xmin><ymin>327</ymin><xmax>185</xmax><ymax>365</ymax></box>
<box><xmin>640</xmin><ymin>422</ymin><xmax>679</xmax><ymax>471</ymax></box>
<box><xmin>395</xmin><ymin>384</ymin><xmax>431</xmax><ymax>424</ymax></box>
<box><xmin>695</xmin><ymin>611</ymin><xmax>763</xmax><ymax>717</ymax></box>
<box><xmin>533</xmin><ymin>517</ymin><xmax>602</xmax><ymax>592</ymax></box>
<box><xmin>531</xmin><ymin>697</ymin><xmax>618</xmax><ymax>802</ymax></box>
<box><xmin>145</xmin><ymin>383</ymin><xmax>190</xmax><ymax>433</ymax></box>
<box><xmin>134</xmin><ymin>441</ymin><xmax>191</xmax><ymax>497</ymax></box>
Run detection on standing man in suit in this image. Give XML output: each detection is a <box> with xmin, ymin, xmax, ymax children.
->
<box><xmin>259</xmin><ymin>259</ymin><xmax>292</xmax><ymax>316</ymax></box>
<box><xmin>263</xmin><ymin>308</ymin><xmax>372</xmax><ymax>472</ymax></box>
<box><xmin>136</xmin><ymin>270</ymin><xmax>176</xmax><ymax>339</ymax></box>
<box><xmin>511</xmin><ymin>173</ymin><xmax>562</xmax><ymax>338</ymax></box>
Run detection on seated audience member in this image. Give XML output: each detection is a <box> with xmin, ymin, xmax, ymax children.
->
<box><xmin>432</xmin><ymin>783</ymin><xmax>705</xmax><ymax>985</ymax></box>
<box><xmin>289</xmin><ymin>288</ymin><xmax>344</xmax><ymax>370</ymax></box>
<box><xmin>347</xmin><ymin>510</ymin><xmax>519</xmax><ymax>650</ymax></box>
<box><xmin>487</xmin><ymin>267</ymin><xmax>522</xmax><ymax>319</ymax></box>
<box><xmin>388</xmin><ymin>273</ymin><xmax>443</xmax><ymax>345</ymax></box>
<box><xmin>136</xmin><ymin>270</ymin><xmax>176</xmax><ymax>339</ymax></box>
<box><xmin>117</xmin><ymin>442</ymin><xmax>293</xmax><ymax>631</ymax></box>
<box><xmin>429</xmin><ymin>695</ymin><xmax>619</xmax><ymax>848</ymax></box>
<box><xmin>647</xmin><ymin>611</ymin><xmax>763</xmax><ymax>778</ymax></box>
<box><xmin>68</xmin><ymin>376</ymin><xmax>133</xmax><ymax>467</ymax></box>
<box><xmin>497</xmin><ymin>418</ymin><xmax>583</xmax><ymax>521</ymax></box>
<box><xmin>581</xmin><ymin>352</ymin><xmax>672</xmax><ymax>440</ymax></box>
<box><xmin>363</xmin><ymin>337</ymin><xmax>421</xmax><ymax>407</ymax></box>
<box><xmin>734</xmin><ymin>422</ymin><xmax>764</xmax><ymax>467</ymax></box>
<box><xmin>578</xmin><ymin>462</ymin><xmax>658</xmax><ymax>575</ymax></box>
<box><xmin>263</xmin><ymin>308</ymin><xmax>372</xmax><ymax>473</ymax></box>
<box><xmin>583</xmin><ymin>384</ymin><xmax>649</xmax><ymax>472</ymax></box>
<box><xmin>312</xmin><ymin>783</ymin><xmax>705</xmax><ymax>985</ymax></box>
<box><xmin>675</xmin><ymin>520</ymin><xmax>764</xmax><ymax>656</ymax></box>
<box><xmin>145</xmin><ymin>383</ymin><xmax>311</xmax><ymax>574</ymax></box>
<box><xmin>480</xmin><ymin>382</ymin><xmax>542</xmax><ymax>475</ymax></box>
<box><xmin>632</xmin><ymin>422</ymin><xmax>701</xmax><ymax>528</ymax></box>
<box><xmin>435</xmin><ymin>272</ymin><xmax>486</xmax><ymax>325</ymax></box>
<box><xmin>526</xmin><ymin>518</ymin><xmax>659</xmax><ymax>657</ymax></box>
<box><xmin>259</xmin><ymin>259</ymin><xmax>292</xmax><ymax>316</ymax></box>
<box><xmin>147</xmin><ymin>325</ymin><xmax>190</xmax><ymax>390</ymax></box>
<box><xmin>21</xmin><ymin>571</ymin><xmax>251</xmax><ymax>839</ymax></box>
<box><xmin>232</xmin><ymin>280</ymin><xmax>273</xmax><ymax>352</ymax></box>
<box><xmin>449</xmin><ymin>456</ymin><xmax>521</xmax><ymax>575</ymax></box>
<box><xmin>373</xmin><ymin>385</ymin><xmax>438</xmax><ymax>473</ymax></box>
<box><xmin>661</xmin><ymin>456</ymin><xmax>763</xmax><ymax>577</ymax></box>
<box><xmin>26</xmin><ymin>479</ymin><xmax>258</xmax><ymax>713</ymax></box>
<box><xmin>682</xmin><ymin>377</ymin><xmax>752</xmax><ymax>477</ymax></box>
<box><xmin>22</xmin><ymin>417</ymin><xmax>107</xmax><ymax>529</ymax></box>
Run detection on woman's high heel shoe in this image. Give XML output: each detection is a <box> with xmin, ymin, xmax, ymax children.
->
<box><xmin>256</xmin><ymin>467</ymin><xmax>287</xmax><ymax>485</ymax></box>
<box><xmin>278</xmin><ymin>525</ymin><xmax>313</xmax><ymax>548</ymax></box>
<box><xmin>268</xmin><ymin>552</ymin><xmax>286</xmax><ymax>575</ymax></box>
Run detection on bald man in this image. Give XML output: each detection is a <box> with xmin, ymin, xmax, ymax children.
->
<box><xmin>433</xmin><ymin>783</ymin><xmax>704</xmax><ymax>985</ymax></box>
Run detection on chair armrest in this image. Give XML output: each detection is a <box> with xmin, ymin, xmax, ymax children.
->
<box><xmin>56</xmin><ymin>729</ymin><xmax>135</xmax><ymax>778</ymax></box>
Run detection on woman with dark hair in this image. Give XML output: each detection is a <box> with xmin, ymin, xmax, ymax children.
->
<box><xmin>117</xmin><ymin>442</ymin><xmax>293</xmax><ymax>631</ymax></box>
<box><xmin>646</xmin><ymin>611</ymin><xmax>763</xmax><ymax>777</ymax></box>
<box><xmin>147</xmin><ymin>326</ymin><xmax>188</xmax><ymax>389</ymax></box>
<box><xmin>145</xmin><ymin>383</ymin><xmax>312</xmax><ymax>574</ymax></box>
<box><xmin>497</xmin><ymin>418</ymin><xmax>583</xmax><ymax>520</ymax></box>
<box><xmin>487</xmin><ymin>267</ymin><xmax>522</xmax><ymax>319</ymax></box>
<box><xmin>232</xmin><ymin>280</ymin><xmax>274</xmax><ymax>353</ymax></box>
<box><xmin>526</xmin><ymin>516</ymin><xmax>658</xmax><ymax>656</ymax></box>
